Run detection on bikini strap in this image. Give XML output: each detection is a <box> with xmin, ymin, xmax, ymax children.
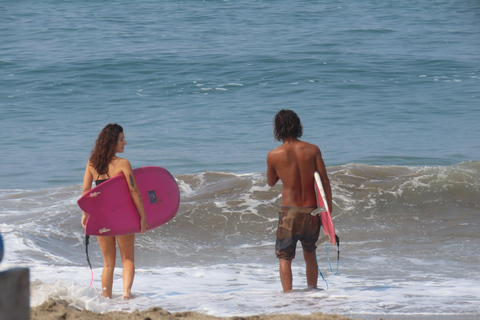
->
<box><xmin>96</xmin><ymin>173</ymin><xmax>111</xmax><ymax>180</ymax></box>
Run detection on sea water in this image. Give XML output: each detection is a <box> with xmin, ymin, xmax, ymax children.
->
<box><xmin>1</xmin><ymin>0</ymin><xmax>480</xmax><ymax>318</ymax></box>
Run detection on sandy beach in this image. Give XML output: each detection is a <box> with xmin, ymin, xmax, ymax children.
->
<box><xmin>31</xmin><ymin>300</ymin><xmax>480</xmax><ymax>320</ymax></box>
<box><xmin>29</xmin><ymin>299</ymin><xmax>480</xmax><ymax>320</ymax></box>
<box><xmin>31</xmin><ymin>299</ymin><xmax>355</xmax><ymax>320</ymax></box>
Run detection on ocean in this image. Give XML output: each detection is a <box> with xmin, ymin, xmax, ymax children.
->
<box><xmin>1</xmin><ymin>0</ymin><xmax>479</xmax><ymax>318</ymax></box>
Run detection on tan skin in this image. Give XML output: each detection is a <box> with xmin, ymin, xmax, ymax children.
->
<box><xmin>81</xmin><ymin>132</ymin><xmax>148</xmax><ymax>300</ymax></box>
<box><xmin>267</xmin><ymin>138</ymin><xmax>332</xmax><ymax>292</ymax></box>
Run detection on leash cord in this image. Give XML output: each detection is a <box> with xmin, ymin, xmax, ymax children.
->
<box><xmin>85</xmin><ymin>235</ymin><xmax>93</xmax><ymax>287</ymax></box>
<box><xmin>315</xmin><ymin>250</ymin><xmax>328</xmax><ymax>290</ymax></box>
<box><xmin>325</xmin><ymin>234</ymin><xmax>340</xmax><ymax>275</ymax></box>
<box><xmin>315</xmin><ymin>234</ymin><xmax>340</xmax><ymax>290</ymax></box>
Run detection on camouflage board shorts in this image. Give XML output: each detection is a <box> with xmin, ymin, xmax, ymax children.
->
<box><xmin>275</xmin><ymin>206</ymin><xmax>321</xmax><ymax>260</ymax></box>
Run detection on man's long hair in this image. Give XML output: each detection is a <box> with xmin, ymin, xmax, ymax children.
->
<box><xmin>273</xmin><ymin>109</ymin><xmax>303</xmax><ymax>141</ymax></box>
<box><xmin>89</xmin><ymin>123</ymin><xmax>123</xmax><ymax>175</ymax></box>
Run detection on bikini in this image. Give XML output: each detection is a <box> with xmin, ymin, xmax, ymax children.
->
<box><xmin>95</xmin><ymin>174</ymin><xmax>110</xmax><ymax>186</ymax></box>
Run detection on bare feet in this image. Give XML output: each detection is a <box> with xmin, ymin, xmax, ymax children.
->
<box><xmin>123</xmin><ymin>292</ymin><xmax>132</xmax><ymax>300</ymax></box>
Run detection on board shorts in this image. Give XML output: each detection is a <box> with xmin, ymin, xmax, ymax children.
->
<box><xmin>275</xmin><ymin>206</ymin><xmax>321</xmax><ymax>260</ymax></box>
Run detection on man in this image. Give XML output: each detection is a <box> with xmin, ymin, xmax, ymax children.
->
<box><xmin>266</xmin><ymin>109</ymin><xmax>333</xmax><ymax>292</ymax></box>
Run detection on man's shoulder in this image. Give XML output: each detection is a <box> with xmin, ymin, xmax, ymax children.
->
<box><xmin>267</xmin><ymin>144</ymin><xmax>292</xmax><ymax>167</ymax></box>
<box><xmin>267</xmin><ymin>145</ymin><xmax>284</xmax><ymax>160</ymax></box>
<box><xmin>297</xmin><ymin>140</ymin><xmax>320</xmax><ymax>152</ymax></box>
<box><xmin>269</xmin><ymin>144</ymin><xmax>291</xmax><ymax>156</ymax></box>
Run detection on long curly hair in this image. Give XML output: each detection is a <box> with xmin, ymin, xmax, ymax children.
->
<box><xmin>89</xmin><ymin>124</ymin><xmax>123</xmax><ymax>174</ymax></box>
<box><xmin>273</xmin><ymin>109</ymin><xmax>303</xmax><ymax>141</ymax></box>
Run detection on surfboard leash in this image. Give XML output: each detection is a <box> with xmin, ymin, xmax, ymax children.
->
<box><xmin>315</xmin><ymin>234</ymin><xmax>340</xmax><ymax>290</ymax></box>
<box><xmin>85</xmin><ymin>235</ymin><xmax>93</xmax><ymax>287</ymax></box>
<box><xmin>325</xmin><ymin>234</ymin><xmax>340</xmax><ymax>275</ymax></box>
<box><xmin>315</xmin><ymin>250</ymin><xmax>329</xmax><ymax>290</ymax></box>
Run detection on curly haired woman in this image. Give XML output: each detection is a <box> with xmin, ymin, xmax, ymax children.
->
<box><xmin>81</xmin><ymin>123</ymin><xmax>148</xmax><ymax>299</ymax></box>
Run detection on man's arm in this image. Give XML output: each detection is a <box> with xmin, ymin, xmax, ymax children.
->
<box><xmin>316</xmin><ymin>150</ymin><xmax>333</xmax><ymax>213</ymax></box>
<box><xmin>266</xmin><ymin>151</ymin><xmax>280</xmax><ymax>187</ymax></box>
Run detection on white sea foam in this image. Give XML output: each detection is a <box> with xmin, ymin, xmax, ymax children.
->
<box><xmin>176</xmin><ymin>179</ymin><xmax>195</xmax><ymax>198</ymax></box>
<box><xmin>23</xmin><ymin>261</ymin><xmax>480</xmax><ymax>316</ymax></box>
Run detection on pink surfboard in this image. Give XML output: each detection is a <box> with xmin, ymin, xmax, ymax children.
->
<box><xmin>312</xmin><ymin>171</ymin><xmax>336</xmax><ymax>245</ymax></box>
<box><xmin>78</xmin><ymin>166</ymin><xmax>180</xmax><ymax>236</ymax></box>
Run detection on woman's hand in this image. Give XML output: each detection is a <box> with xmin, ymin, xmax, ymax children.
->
<box><xmin>140</xmin><ymin>217</ymin><xmax>148</xmax><ymax>234</ymax></box>
<box><xmin>81</xmin><ymin>212</ymin><xmax>89</xmax><ymax>228</ymax></box>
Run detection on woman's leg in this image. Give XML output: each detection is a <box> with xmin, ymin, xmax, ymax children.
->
<box><xmin>97</xmin><ymin>236</ymin><xmax>117</xmax><ymax>298</ymax></box>
<box><xmin>117</xmin><ymin>234</ymin><xmax>135</xmax><ymax>299</ymax></box>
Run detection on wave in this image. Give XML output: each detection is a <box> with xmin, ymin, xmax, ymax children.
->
<box><xmin>1</xmin><ymin>162</ymin><xmax>479</xmax><ymax>268</ymax></box>
<box><xmin>330</xmin><ymin>161</ymin><xmax>480</xmax><ymax>213</ymax></box>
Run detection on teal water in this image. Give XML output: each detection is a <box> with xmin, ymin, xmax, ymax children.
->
<box><xmin>1</xmin><ymin>1</ymin><xmax>480</xmax><ymax>317</ymax></box>
<box><xmin>1</xmin><ymin>0</ymin><xmax>479</xmax><ymax>189</ymax></box>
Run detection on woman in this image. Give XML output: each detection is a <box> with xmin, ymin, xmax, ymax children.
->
<box><xmin>81</xmin><ymin>123</ymin><xmax>148</xmax><ymax>299</ymax></box>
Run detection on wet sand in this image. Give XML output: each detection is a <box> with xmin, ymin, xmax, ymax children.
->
<box><xmin>31</xmin><ymin>299</ymin><xmax>354</xmax><ymax>320</ymax></box>
<box><xmin>31</xmin><ymin>299</ymin><xmax>479</xmax><ymax>320</ymax></box>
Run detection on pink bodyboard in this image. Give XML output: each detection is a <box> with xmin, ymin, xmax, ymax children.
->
<box><xmin>78</xmin><ymin>166</ymin><xmax>180</xmax><ymax>236</ymax></box>
<box><xmin>314</xmin><ymin>171</ymin><xmax>336</xmax><ymax>245</ymax></box>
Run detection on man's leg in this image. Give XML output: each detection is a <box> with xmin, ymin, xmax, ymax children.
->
<box><xmin>279</xmin><ymin>258</ymin><xmax>293</xmax><ymax>292</ymax></box>
<box><xmin>303</xmin><ymin>250</ymin><xmax>318</xmax><ymax>289</ymax></box>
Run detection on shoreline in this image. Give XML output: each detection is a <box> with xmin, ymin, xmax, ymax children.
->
<box><xmin>30</xmin><ymin>300</ymin><xmax>480</xmax><ymax>320</ymax></box>
<box><xmin>31</xmin><ymin>300</ymin><xmax>353</xmax><ymax>320</ymax></box>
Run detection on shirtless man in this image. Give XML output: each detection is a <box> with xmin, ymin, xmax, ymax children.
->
<box><xmin>266</xmin><ymin>109</ymin><xmax>333</xmax><ymax>292</ymax></box>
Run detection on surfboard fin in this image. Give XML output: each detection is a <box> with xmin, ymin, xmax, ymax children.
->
<box><xmin>316</xmin><ymin>234</ymin><xmax>330</xmax><ymax>245</ymax></box>
<box><xmin>311</xmin><ymin>207</ymin><xmax>326</xmax><ymax>216</ymax></box>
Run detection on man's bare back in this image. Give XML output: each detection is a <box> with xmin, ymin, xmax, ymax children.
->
<box><xmin>267</xmin><ymin>138</ymin><xmax>332</xmax><ymax>210</ymax></box>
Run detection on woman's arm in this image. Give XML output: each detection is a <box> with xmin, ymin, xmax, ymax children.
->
<box><xmin>81</xmin><ymin>162</ymin><xmax>94</xmax><ymax>228</ymax></box>
<box><xmin>120</xmin><ymin>160</ymin><xmax>148</xmax><ymax>234</ymax></box>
